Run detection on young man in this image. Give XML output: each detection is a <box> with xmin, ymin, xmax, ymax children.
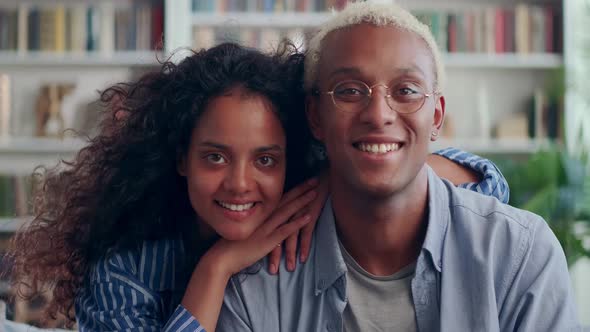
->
<box><xmin>218</xmin><ymin>2</ymin><xmax>580</xmax><ymax>331</ymax></box>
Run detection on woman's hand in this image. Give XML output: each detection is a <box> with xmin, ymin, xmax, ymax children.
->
<box><xmin>203</xmin><ymin>178</ymin><xmax>318</xmax><ymax>277</ymax></box>
<box><xmin>181</xmin><ymin>181</ymin><xmax>317</xmax><ymax>332</ymax></box>
<box><xmin>268</xmin><ymin>172</ymin><xmax>330</xmax><ymax>273</ymax></box>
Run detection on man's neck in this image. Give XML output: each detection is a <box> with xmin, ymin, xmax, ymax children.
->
<box><xmin>331</xmin><ymin>166</ymin><xmax>430</xmax><ymax>276</ymax></box>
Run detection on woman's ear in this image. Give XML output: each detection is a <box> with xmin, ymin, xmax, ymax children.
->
<box><xmin>177</xmin><ymin>155</ymin><xmax>187</xmax><ymax>177</ymax></box>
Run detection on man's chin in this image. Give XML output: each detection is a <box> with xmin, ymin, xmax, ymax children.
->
<box><xmin>348</xmin><ymin>177</ymin><xmax>403</xmax><ymax>199</ymax></box>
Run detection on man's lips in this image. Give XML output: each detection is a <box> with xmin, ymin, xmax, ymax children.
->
<box><xmin>354</xmin><ymin>142</ymin><xmax>402</xmax><ymax>154</ymax></box>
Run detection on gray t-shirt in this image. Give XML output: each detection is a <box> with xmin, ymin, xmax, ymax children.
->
<box><xmin>339</xmin><ymin>240</ymin><xmax>417</xmax><ymax>332</ymax></box>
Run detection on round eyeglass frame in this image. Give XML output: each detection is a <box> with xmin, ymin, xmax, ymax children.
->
<box><xmin>313</xmin><ymin>80</ymin><xmax>440</xmax><ymax>114</ymax></box>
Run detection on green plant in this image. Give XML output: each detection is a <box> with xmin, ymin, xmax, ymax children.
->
<box><xmin>496</xmin><ymin>148</ymin><xmax>590</xmax><ymax>266</ymax></box>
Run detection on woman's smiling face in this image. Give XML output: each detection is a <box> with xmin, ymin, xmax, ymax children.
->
<box><xmin>178</xmin><ymin>86</ymin><xmax>287</xmax><ymax>240</ymax></box>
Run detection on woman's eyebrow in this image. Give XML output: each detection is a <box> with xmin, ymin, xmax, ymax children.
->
<box><xmin>254</xmin><ymin>145</ymin><xmax>284</xmax><ymax>153</ymax></box>
<box><xmin>199</xmin><ymin>141</ymin><xmax>228</xmax><ymax>150</ymax></box>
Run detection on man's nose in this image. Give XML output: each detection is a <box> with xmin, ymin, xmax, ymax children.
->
<box><xmin>359</xmin><ymin>86</ymin><xmax>396</xmax><ymax>127</ymax></box>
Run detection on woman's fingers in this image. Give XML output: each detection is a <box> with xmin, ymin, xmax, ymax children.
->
<box><xmin>284</xmin><ymin>232</ymin><xmax>298</xmax><ymax>271</ymax></box>
<box><xmin>269</xmin><ymin>214</ymin><xmax>311</xmax><ymax>246</ymax></box>
<box><xmin>268</xmin><ymin>246</ymin><xmax>282</xmax><ymax>275</ymax></box>
<box><xmin>277</xmin><ymin>177</ymin><xmax>319</xmax><ymax>209</ymax></box>
<box><xmin>261</xmin><ymin>189</ymin><xmax>316</xmax><ymax>234</ymax></box>
<box><xmin>266</xmin><ymin>214</ymin><xmax>310</xmax><ymax>274</ymax></box>
<box><xmin>298</xmin><ymin>220</ymin><xmax>315</xmax><ymax>263</ymax></box>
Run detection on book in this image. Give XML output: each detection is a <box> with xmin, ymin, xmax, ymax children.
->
<box><xmin>0</xmin><ymin>74</ymin><xmax>10</xmax><ymax>138</ymax></box>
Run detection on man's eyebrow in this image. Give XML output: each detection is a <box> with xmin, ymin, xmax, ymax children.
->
<box><xmin>327</xmin><ymin>67</ymin><xmax>362</xmax><ymax>78</ymax></box>
<box><xmin>395</xmin><ymin>65</ymin><xmax>427</xmax><ymax>77</ymax></box>
<box><xmin>327</xmin><ymin>65</ymin><xmax>427</xmax><ymax>79</ymax></box>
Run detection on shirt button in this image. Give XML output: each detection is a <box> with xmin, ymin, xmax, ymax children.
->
<box><xmin>327</xmin><ymin>322</ymin><xmax>335</xmax><ymax>331</ymax></box>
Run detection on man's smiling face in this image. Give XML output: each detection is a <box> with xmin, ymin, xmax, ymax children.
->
<box><xmin>307</xmin><ymin>23</ymin><xmax>445</xmax><ymax>198</ymax></box>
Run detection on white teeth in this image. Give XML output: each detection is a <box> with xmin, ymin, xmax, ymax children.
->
<box><xmin>218</xmin><ymin>201</ymin><xmax>255</xmax><ymax>212</ymax></box>
<box><xmin>357</xmin><ymin>142</ymin><xmax>400</xmax><ymax>154</ymax></box>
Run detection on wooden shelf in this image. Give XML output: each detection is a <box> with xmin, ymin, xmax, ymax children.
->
<box><xmin>0</xmin><ymin>51</ymin><xmax>165</xmax><ymax>67</ymax></box>
<box><xmin>431</xmin><ymin>138</ymin><xmax>551</xmax><ymax>154</ymax></box>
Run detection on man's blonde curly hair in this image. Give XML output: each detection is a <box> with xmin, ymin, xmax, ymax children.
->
<box><xmin>304</xmin><ymin>1</ymin><xmax>445</xmax><ymax>92</ymax></box>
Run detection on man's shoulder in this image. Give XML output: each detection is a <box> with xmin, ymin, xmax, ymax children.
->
<box><xmin>442</xmin><ymin>182</ymin><xmax>561</xmax><ymax>272</ymax></box>
<box><xmin>447</xmin><ymin>181</ymin><xmax>544</xmax><ymax>232</ymax></box>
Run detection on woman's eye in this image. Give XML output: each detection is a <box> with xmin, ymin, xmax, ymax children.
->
<box><xmin>257</xmin><ymin>156</ymin><xmax>276</xmax><ymax>167</ymax></box>
<box><xmin>206</xmin><ymin>154</ymin><xmax>226</xmax><ymax>164</ymax></box>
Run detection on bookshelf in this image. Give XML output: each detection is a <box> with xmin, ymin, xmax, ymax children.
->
<box><xmin>165</xmin><ymin>0</ymin><xmax>567</xmax><ymax>153</ymax></box>
<box><xmin>0</xmin><ymin>0</ymin><xmax>165</xmax><ymax>251</ymax></box>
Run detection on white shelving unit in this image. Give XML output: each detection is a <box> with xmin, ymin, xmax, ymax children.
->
<box><xmin>442</xmin><ymin>53</ymin><xmax>563</xmax><ymax>69</ymax></box>
<box><xmin>0</xmin><ymin>137</ymin><xmax>84</xmax><ymax>175</ymax></box>
<box><xmin>192</xmin><ymin>12</ymin><xmax>330</xmax><ymax>27</ymax></box>
<box><xmin>430</xmin><ymin>138</ymin><xmax>552</xmax><ymax>154</ymax></box>
<box><xmin>0</xmin><ymin>51</ymin><xmax>165</xmax><ymax>67</ymax></box>
<box><xmin>0</xmin><ymin>217</ymin><xmax>29</xmax><ymax>233</ymax></box>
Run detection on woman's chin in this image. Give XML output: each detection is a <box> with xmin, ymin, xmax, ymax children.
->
<box><xmin>218</xmin><ymin>227</ymin><xmax>255</xmax><ymax>241</ymax></box>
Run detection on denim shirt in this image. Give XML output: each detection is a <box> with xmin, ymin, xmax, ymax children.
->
<box><xmin>218</xmin><ymin>167</ymin><xmax>581</xmax><ymax>332</ymax></box>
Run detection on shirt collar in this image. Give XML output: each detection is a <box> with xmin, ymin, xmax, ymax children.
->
<box><xmin>420</xmin><ymin>166</ymin><xmax>452</xmax><ymax>273</ymax></box>
<box><xmin>312</xmin><ymin>166</ymin><xmax>451</xmax><ymax>291</ymax></box>
<box><xmin>313</xmin><ymin>198</ymin><xmax>347</xmax><ymax>295</ymax></box>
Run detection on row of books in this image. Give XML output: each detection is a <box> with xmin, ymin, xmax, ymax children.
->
<box><xmin>192</xmin><ymin>0</ymin><xmax>347</xmax><ymax>12</ymax></box>
<box><xmin>0</xmin><ymin>1</ymin><xmax>163</xmax><ymax>53</ymax></box>
<box><xmin>405</xmin><ymin>5</ymin><xmax>559</xmax><ymax>54</ymax></box>
<box><xmin>493</xmin><ymin>89</ymin><xmax>562</xmax><ymax>141</ymax></box>
<box><xmin>0</xmin><ymin>175</ymin><xmax>33</xmax><ymax>218</ymax></box>
<box><xmin>193</xmin><ymin>27</ymin><xmax>307</xmax><ymax>51</ymax></box>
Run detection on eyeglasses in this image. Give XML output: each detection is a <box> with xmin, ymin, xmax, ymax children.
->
<box><xmin>313</xmin><ymin>80</ymin><xmax>438</xmax><ymax>114</ymax></box>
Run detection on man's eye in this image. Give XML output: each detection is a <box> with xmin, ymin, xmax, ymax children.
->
<box><xmin>397</xmin><ymin>87</ymin><xmax>418</xmax><ymax>95</ymax></box>
<box><xmin>257</xmin><ymin>156</ymin><xmax>276</xmax><ymax>167</ymax></box>
<box><xmin>206</xmin><ymin>154</ymin><xmax>226</xmax><ymax>164</ymax></box>
<box><xmin>336</xmin><ymin>88</ymin><xmax>364</xmax><ymax>95</ymax></box>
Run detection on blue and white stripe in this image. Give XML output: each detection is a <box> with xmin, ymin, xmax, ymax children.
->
<box><xmin>434</xmin><ymin>147</ymin><xmax>510</xmax><ymax>204</ymax></box>
<box><xmin>75</xmin><ymin>238</ymin><xmax>202</xmax><ymax>332</ymax></box>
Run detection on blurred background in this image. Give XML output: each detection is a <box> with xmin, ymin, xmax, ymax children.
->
<box><xmin>0</xmin><ymin>0</ymin><xmax>588</xmax><ymax>328</ymax></box>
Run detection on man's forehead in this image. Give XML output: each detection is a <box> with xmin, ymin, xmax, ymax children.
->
<box><xmin>317</xmin><ymin>24</ymin><xmax>433</xmax><ymax>81</ymax></box>
<box><xmin>324</xmin><ymin>65</ymin><xmax>427</xmax><ymax>79</ymax></box>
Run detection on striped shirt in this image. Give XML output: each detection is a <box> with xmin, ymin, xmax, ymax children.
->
<box><xmin>75</xmin><ymin>148</ymin><xmax>509</xmax><ymax>331</ymax></box>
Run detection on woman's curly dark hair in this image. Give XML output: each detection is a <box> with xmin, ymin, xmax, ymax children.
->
<box><xmin>7</xmin><ymin>42</ymin><xmax>313</xmax><ymax>325</ymax></box>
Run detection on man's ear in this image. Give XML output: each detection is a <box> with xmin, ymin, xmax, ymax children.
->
<box><xmin>306</xmin><ymin>95</ymin><xmax>324</xmax><ymax>141</ymax></box>
<box><xmin>431</xmin><ymin>95</ymin><xmax>446</xmax><ymax>141</ymax></box>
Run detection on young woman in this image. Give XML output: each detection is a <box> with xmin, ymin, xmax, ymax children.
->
<box><xmin>8</xmin><ymin>42</ymin><xmax>508</xmax><ymax>332</ymax></box>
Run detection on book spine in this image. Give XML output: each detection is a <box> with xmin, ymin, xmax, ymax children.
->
<box><xmin>55</xmin><ymin>4</ymin><xmax>66</xmax><ymax>52</ymax></box>
<box><xmin>17</xmin><ymin>4</ymin><xmax>28</xmax><ymax>53</ymax></box>
<box><xmin>99</xmin><ymin>2</ymin><xmax>115</xmax><ymax>54</ymax></box>
<box><xmin>0</xmin><ymin>74</ymin><xmax>10</xmax><ymax>138</ymax></box>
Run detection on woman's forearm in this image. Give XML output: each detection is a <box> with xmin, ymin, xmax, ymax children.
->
<box><xmin>181</xmin><ymin>253</ymin><xmax>231</xmax><ymax>332</ymax></box>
